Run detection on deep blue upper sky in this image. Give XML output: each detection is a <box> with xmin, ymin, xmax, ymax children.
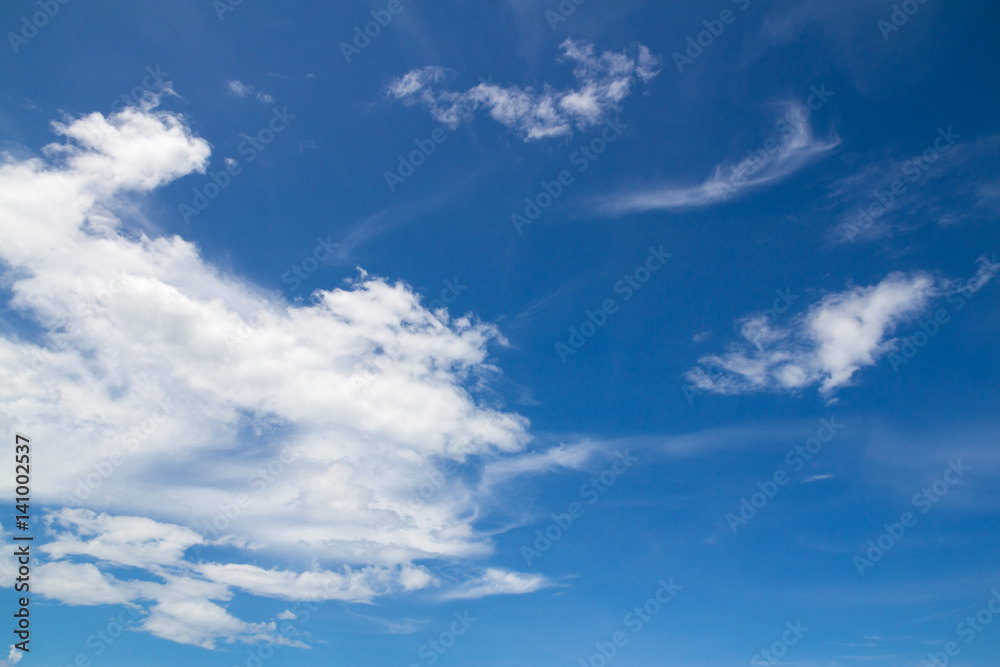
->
<box><xmin>1</xmin><ymin>1</ymin><xmax>999</xmax><ymax>666</ymax></box>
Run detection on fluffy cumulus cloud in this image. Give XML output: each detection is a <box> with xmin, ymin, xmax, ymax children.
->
<box><xmin>686</xmin><ymin>273</ymin><xmax>939</xmax><ymax>395</ymax></box>
<box><xmin>0</xmin><ymin>103</ymin><xmax>557</xmax><ymax>648</ymax></box>
<box><xmin>386</xmin><ymin>39</ymin><xmax>661</xmax><ymax>141</ymax></box>
<box><xmin>600</xmin><ymin>103</ymin><xmax>839</xmax><ymax>214</ymax></box>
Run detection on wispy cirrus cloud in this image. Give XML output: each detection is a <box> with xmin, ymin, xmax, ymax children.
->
<box><xmin>598</xmin><ymin>105</ymin><xmax>839</xmax><ymax>215</ymax></box>
<box><xmin>386</xmin><ymin>39</ymin><xmax>661</xmax><ymax>141</ymax></box>
<box><xmin>478</xmin><ymin>440</ymin><xmax>599</xmax><ymax>490</ymax></box>
<box><xmin>438</xmin><ymin>568</ymin><xmax>554</xmax><ymax>600</ymax></box>
<box><xmin>826</xmin><ymin>132</ymin><xmax>1000</xmax><ymax>245</ymax></box>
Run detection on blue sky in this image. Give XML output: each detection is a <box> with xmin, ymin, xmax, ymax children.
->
<box><xmin>1</xmin><ymin>0</ymin><xmax>999</xmax><ymax>665</ymax></box>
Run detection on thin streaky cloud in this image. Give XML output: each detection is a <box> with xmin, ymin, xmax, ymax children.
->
<box><xmin>597</xmin><ymin>106</ymin><xmax>839</xmax><ymax>215</ymax></box>
<box><xmin>438</xmin><ymin>568</ymin><xmax>553</xmax><ymax>600</ymax></box>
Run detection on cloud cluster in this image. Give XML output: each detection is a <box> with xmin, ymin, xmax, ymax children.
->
<box><xmin>227</xmin><ymin>79</ymin><xmax>274</xmax><ymax>104</ymax></box>
<box><xmin>0</xmin><ymin>103</ymin><xmax>556</xmax><ymax>648</ymax></box>
<box><xmin>686</xmin><ymin>273</ymin><xmax>938</xmax><ymax>394</ymax></box>
<box><xmin>386</xmin><ymin>39</ymin><xmax>661</xmax><ymax>141</ymax></box>
<box><xmin>34</xmin><ymin>508</ymin><xmax>437</xmax><ymax>648</ymax></box>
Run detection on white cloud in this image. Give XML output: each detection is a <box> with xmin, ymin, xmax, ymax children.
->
<box><xmin>135</xmin><ymin>574</ymin><xmax>297</xmax><ymax>650</ymax></box>
<box><xmin>687</xmin><ymin>273</ymin><xmax>936</xmax><ymax>395</ymax></box>
<box><xmin>42</xmin><ymin>508</ymin><xmax>204</xmax><ymax>568</ymax></box>
<box><xmin>227</xmin><ymin>80</ymin><xmax>254</xmax><ymax>97</ymax></box>
<box><xmin>4</xmin><ymin>646</ymin><xmax>22</xmax><ymax>665</ymax></box>
<box><xmin>479</xmin><ymin>441</ymin><xmax>598</xmax><ymax>490</ymax></box>
<box><xmin>439</xmin><ymin>568</ymin><xmax>552</xmax><ymax>600</ymax></box>
<box><xmin>196</xmin><ymin>562</ymin><xmax>437</xmax><ymax>602</ymax></box>
<box><xmin>0</xmin><ymin>101</ymin><xmax>567</xmax><ymax>649</ymax></box>
<box><xmin>31</xmin><ymin>510</ymin><xmax>389</xmax><ymax>648</ymax></box>
<box><xmin>386</xmin><ymin>39</ymin><xmax>660</xmax><ymax>141</ymax></box>
<box><xmin>34</xmin><ymin>561</ymin><xmax>138</xmax><ymax>606</ymax></box>
<box><xmin>227</xmin><ymin>80</ymin><xmax>274</xmax><ymax>104</ymax></box>
<box><xmin>276</xmin><ymin>610</ymin><xmax>296</xmax><ymax>621</ymax></box>
<box><xmin>599</xmin><ymin>106</ymin><xmax>839</xmax><ymax>214</ymax></box>
<box><xmin>386</xmin><ymin>66</ymin><xmax>448</xmax><ymax>100</ymax></box>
